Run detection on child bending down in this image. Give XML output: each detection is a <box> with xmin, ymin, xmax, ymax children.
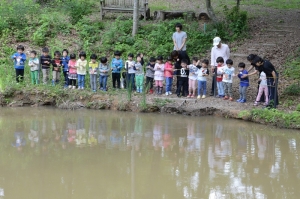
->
<box><xmin>254</xmin><ymin>71</ymin><xmax>268</xmax><ymax>106</ymax></box>
<box><xmin>154</xmin><ymin>56</ymin><xmax>165</xmax><ymax>95</ymax></box>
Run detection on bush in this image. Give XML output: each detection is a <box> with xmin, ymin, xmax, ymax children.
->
<box><xmin>62</xmin><ymin>0</ymin><xmax>93</xmax><ymax>25</ymax></box>
<box><xmin>283</xmin><ymin>83</ymin><xmax>300</xmax><ymax>96</ymax></box>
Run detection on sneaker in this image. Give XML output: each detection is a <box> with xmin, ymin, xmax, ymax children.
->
<box><xmin>223</xmin><ymin>96</ymin><xmax>229</xmax><ymax>100</ymax></box>
<box><xmin>93</xmin><ymin>90</ymin><xmax>96</xmax><ymax>92</ymax></box>
<box><xmin>197</xmin><ymin>95</ymin><xmax>201</xmax><ymax>99</ymax></box>
<box><xmin>264</xmin><ymin>102</ymin><xmax>269</xmax><ymax>106</ymax></box>
<box><xmin>240</xmin><ymin>99</ymin><xmax>246</xmax><ymax>103</ymax></box>
<box><xmin>177</xmin><ymin>94</ymin><xmax>180</xmax><ymax>98</ymax></box>
<box><xmin>168</xmin><ymin>91</ymin><xmax>172</xmax><ymax>95</ymax></box>
<box><xmin>165</xmin><ymin>92</ymin><xmax>169</xmax><ymax>96</ymax></box>
<box><xmin>210</xmin><ymin>93</ymin><xmax>214</xmax><ymax>96</ymax></box>
<box><xmin>187</xmin><ymin>94</ymin><xmax>191</xmax><ymax>98</ymax></box>
<box><xmin>236</xmin><ymin>98</ymin><xmax>242</xmax><ymax>102</ymax></box>
<box><xmin>229</xmin><ymin>97</ymin><xmax>233</xmax><ymax>101</ymax></box>
<box><xmin>202</xmin><ymin>95</ymin><xmax>206</xmax><ymax>99</ymax></box>
<box><xmin>191</xmin><ymin>95</ymin><xmax>195</xmax><ymax>98</ymax></box>
<box><xmin>78</xmin><ymin>87</ymin><xmax>81</xmax><ymax>90</ymax></box>
<box><xmin>68</xmin><ymin>85</ymin><xmax>72</xmax><ymax>89</ymax></box>
<box><xmin>254</xmin><ymin>101</ymin><xmax>258</xmax><ymax>106</ymax></box>
<box><xmin>72</xmin><ymin>86</ymin><xmax>76</xmax><ymax>89</ymax></box>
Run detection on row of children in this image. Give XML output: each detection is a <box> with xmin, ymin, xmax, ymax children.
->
<box><xmin>11</xmin><ymin>45</ymin><xmax>268</xmax><ymax>105</ymax></box>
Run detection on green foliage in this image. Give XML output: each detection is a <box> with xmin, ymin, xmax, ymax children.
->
<box><xmin>250</xmin><ymin>108</ymin><xmax>300</xmax><ymax>128</ymax></box>
<box><xmin>283</xmin><ymin>84</ymin><xmax>300</xmax><ymax>96</ymax></box>
<box><xmin>153</xmin><ymin>98</ymin><xmax>172</xmax><ymax>107</ymax></box>
<box><xmin>62</xmin><ymin>0</ymin><xmax>94</xmax><ymax>25</ymax></box>
<box><xmin>296</xmin><ymin>104</ymin><xmax>300</xmax><ymax>112</ymax></box>
<box><xmin>222</xmin><ymin>5</ymin><xmax>248</xmax><ymax>40</ymax></box>
<box><xmin>33</xmin><ymin>12</ymin><xmax>72</xmax><ymax>46</ymax></box>
<box><xmin>284</xmin><ymin>60</ymin><xmax>300</xmax><ymax>81</ymax></box>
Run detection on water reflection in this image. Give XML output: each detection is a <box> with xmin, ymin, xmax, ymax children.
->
<box><xmin>0</xmin><ymin>108</ymin><xmax>300</xmax><ymax>199</ymax></box>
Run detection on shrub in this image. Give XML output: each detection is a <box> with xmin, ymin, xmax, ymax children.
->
<box><xmin>283</xmin><ymin>84</ymin><xmax>300</xmax><ymax>96</ymax></box>
<box><xmin>62</xmin><ymin>0</ymin><xmax>94</xmax><ymax>25</ymax></box>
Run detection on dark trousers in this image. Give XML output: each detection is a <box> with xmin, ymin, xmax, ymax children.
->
<box><xmin>15</xmin><ymin>69</ymin><xmax>24</xmax><ymax>82</ymax></box>
<box><xmin>176</xmin><ymin>77</ymin><xmax>188</xmax><ymax>96</ymax></box>
<box><xmin>127</xmin><ymin>73</ymin><xmax>135</xmax><ymax>90</ymax></box>
<box><xmin>63</xmin><ymin>71</ymin><xmax>69</xmax><ymax>86</ymax></box>
<box><xmin>211</xmin><ymin>75</ymin><xmax>215</xmax><ymax>94</ymax></box>
<box><xmin>69</xmin><ymin>79</ymin><xmax>76</xmax><ymax>86</ymax></box>
<box><xmin>145</xmin><ymin>77</ymin><xmax>154</xmax><ymax>90</ymax></box>
<box><xmin>112</xmin><ymin>73</ymin><xmax>121</xmax><ymax>88</ymax></box>
<box><xmin>267</xmin><ymin>75</ymin><xmax>279</xmax><ymax>106</ymax></box>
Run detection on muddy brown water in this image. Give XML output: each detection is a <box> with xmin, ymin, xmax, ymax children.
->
<box><xmin>0</xmin><ymin>107</ymin><xmax>300</xmax><ymax>199</ymax></box>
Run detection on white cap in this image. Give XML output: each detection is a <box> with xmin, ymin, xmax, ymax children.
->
<box><xmin>213</xmin><ymin>37</ymin><xmax>221</xmax><ymax>46</ymax></box>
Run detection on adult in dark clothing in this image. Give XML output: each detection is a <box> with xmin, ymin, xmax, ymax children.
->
<box><xmin>247</xmin><ymin>56</ymin><xmax>279</xmax><ymax>108</ymax></box>
<box><xmin>247</xmin><ymin>54</ymin><xmax>265</xmax><ymax>103</ymax></box>
<box><xmin>171</xmin><ymin>50</ymin><xmax>190</xmax><ymax>91</ymax></box>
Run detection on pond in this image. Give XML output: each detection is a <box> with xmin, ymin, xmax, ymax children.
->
<box><xmin>0</xmin><ymin>107</ymin><xmax>299</xmax><ymax>199</ymax></box>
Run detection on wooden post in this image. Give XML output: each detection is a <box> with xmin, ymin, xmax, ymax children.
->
<box><xmin>100</xmin><ymin>0</ymin><xmax>103</xmax><ymax>20</ymax></box>
<box><xmin>132</xmin><ymin>0</ymin><xmax>139</xmax><ymax>36</ymax></box>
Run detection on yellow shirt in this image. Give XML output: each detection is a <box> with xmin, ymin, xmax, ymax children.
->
<box><xmin>89</xmin><ymin>62</ymin><xmax>99</xmax><ymax>74</ymax></box>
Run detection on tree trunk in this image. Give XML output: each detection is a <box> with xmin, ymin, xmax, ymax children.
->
<box><xmin>237</xmin><ymin>0</ymin><xmax>241</xmax><ymax>10</ymax></box>
<box><xmin>205</xmin><ymin>0</ymin><xmax>217</xmax><ymax>22</ymax></box>
<box><xmin>132</xmin><ymin>0</ymin><xmax>139</xmax><ymax>37</ymax></box>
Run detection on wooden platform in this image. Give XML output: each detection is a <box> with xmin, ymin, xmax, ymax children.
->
<box><xmin>100</xmin><ymin>0</ymin><xmax>150</xmax><ymax>20</ymax></box>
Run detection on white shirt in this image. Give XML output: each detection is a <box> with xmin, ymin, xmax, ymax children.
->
<box><xmin>222</xmin><ymin>65</ymin><xmax>235</xmax><ymax>83</ymax></box>
<box><xmin>259</xmin><ymin>71</ymin><xmax>267</xmax><ymax>86</ymax></box>
<box><xmin>210</xmin><ymin>43</ymin><xmax>230</xmax><ymax>66</ymax></box>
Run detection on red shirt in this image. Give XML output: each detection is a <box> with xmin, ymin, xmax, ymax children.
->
<box><xmin>164</xmin><ymin>62</ymin><xmax>173</xmax><ymax>78</ymax></box>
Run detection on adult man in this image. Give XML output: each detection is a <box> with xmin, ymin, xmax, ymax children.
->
<box><xmin>210</xmin><ymin>37</ymin><xmax>230</xmax><ymax>96</ymax></box>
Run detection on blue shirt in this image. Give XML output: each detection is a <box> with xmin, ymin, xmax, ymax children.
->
<box><xmin>238</xmin><ymin>69</ymin><xmax>249</xmax><ymax>87</ymax></box>
<box><xmin>11</xmin><ymin>53</ymin><xmax>26</xmax><ymax>69</ymax></box>
<box><xmin>111</xmin><ymin>58</ymin><xmax>123</xmax><ymax>73</ymax></box>
<box><xmin>61</xmin><ymin>56</ymin><xmax>70</xmax><ymax>72</ymax></box>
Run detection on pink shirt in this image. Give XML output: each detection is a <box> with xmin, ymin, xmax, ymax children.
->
<box><xmin>68</xmin><ymin>60</ymin><xmax>77</xmax><ymax>74</ymax></box>
<box><xmin>164</xmin><ymin>62</ymin><xmax>173</xmax><ymax>78</ymax></box>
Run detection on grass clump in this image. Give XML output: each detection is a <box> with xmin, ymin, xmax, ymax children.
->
<box><xmin>239</xmin><ymin>108</ymin><xmax>300</xmax><ymax>129</ymax></box>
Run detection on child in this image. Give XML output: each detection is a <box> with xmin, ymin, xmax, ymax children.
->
<box><xmin>154</xmin><ymin>56</ymin><xmax>165</xmax><ymax>95</ymax></box>
<box><xmin>196</xmin><ymin>59</ymin><xmax>210</xmax><ymax>99</ymax></box>
<box><xmin>237</xmin><ymin>62</ymin><xmax>249</xmax><ymax>103</ymax></box>
<box><xmin>68</xmin><ymin>54</ymin><xmax>77</xmax><ymax>89</ymax></box>
<box><xmin>222</xmin><ymin>59</ymin><xmax>235</xmax><ymax>101</ymax></box>
<box><xmin>61</xmin><ymin>49</ymin><xmax>70</xmax><ymax>88</ymax></box>
<box><xmin>28</xmin><ymin>50</ymin><xmax>39</xmax><ymax>85</ymax></box>
<box><xmin>216</xmin><ymin>57</ymin><xmax>225</xmax><ymax>97</ymax></box>
<box><xmin>89</xmin><ymin>54</ymin><xmax>98</xmax><ymax>92</ymax></box>
<box><xmin>187</xmin><ymin>57</ymin><xmax>200</xmax><ymax>98</ymax></box>
<box><xmin>145</xmin><ymin>57</ymin><xmax>156</xmax><ymax>94</ymax></box>
<box><xmin>76</xmin><ymin>51</ymin><xmax>87</xmax><ymax>90</ymax></box>
<box><xmin>164</xmin><ymin>56</ymin><xmax>174</xmax><ymax>96</ymax></box>
<box><xmin>176</xmin><ymin>59</ymin><xmax>189</xmax><ymax>97</ymax></box>
<box><xmin>125</xmin><ymin>53</ymin><xmax>136</xmax><ymax>90</ymax></box>
<box><xmin>99</xmin><ymin>57</ymin><xmax>110</xmax><ymax>91</ymax></box>
<box><xmin>11</xmin><ymin>45</ymin><xmax>26</xmax><ymax>83</ymax></box>
<box><xmin>135</xmin><ymin>55</ymin><xmax>144</xmax><ymax>93</ymax></box>
<box><xmin>111</xmin><ymin>51</ymin><xmax>123</xmax><ymax>89</ymax></box>
<box><xmin>254</xmin><ymin>71</ymin><xmax>268</xmax><ymax>106</ymax></box>
<box><xmin>51</xmin><ymin>51</ymin><xmax>62</xmax><ymax>86</ymax></box>
<box><xmin>40</xmin><ymin>47</ymin><xmax>52</xmax><ymax>84</ymax></box>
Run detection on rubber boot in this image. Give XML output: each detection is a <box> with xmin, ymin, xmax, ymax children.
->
<box><xmin>149</xmin><ymin>89</ymin><xmax>153</xmax><ymax>94</ymax></box>
<box><xmin>140</xmin><ymin>87</ymin><xmax>143</xmax><ymax>93</ymax></box>
<box><xmin>156</xmin><ymin>87</ymin><xmax>159</xmax><ymax>95</ymax></box>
